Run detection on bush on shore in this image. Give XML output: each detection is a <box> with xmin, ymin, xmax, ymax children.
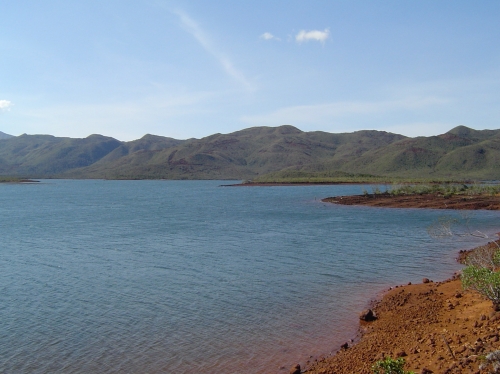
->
<box><xmin>461</xmin><ymin>240</ymin><xmax>500</xmax><ymax>311</ymax></box>
<box><xmin>462</xmin><ymin>265</ymin><xmax>500</xmax><ymax>311</ymax></box>
<box><xmin>389</xmin><ymin>183</ymin><xmax>500</xmax><ymax>197</ymax></box>
<box><xmin>372</xmin><ymin>357</ymin><xmax>415</xmax><ymax>374</ymax></box>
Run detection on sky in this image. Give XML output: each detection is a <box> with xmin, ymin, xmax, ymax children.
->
<box><xmin>1</xmin><ymin>1</ymin><xmax>500</xmax><ymax>141</ymax></box>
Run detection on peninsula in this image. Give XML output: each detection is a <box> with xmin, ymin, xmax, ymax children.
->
<box><xmin>323</xmin><ymin>192</ymin><xmax>500</xmax><ymax>210</ymax></box>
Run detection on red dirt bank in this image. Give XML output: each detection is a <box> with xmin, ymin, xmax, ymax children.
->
<box><xmin>322</xmin><ymin>192</ymin><xmax>500</xmax><ymax>210</ymax></box>
<box><xmin>304</xmin><ymin>275</ymin><xmax>500</xmax><ymax>374</ymax></box>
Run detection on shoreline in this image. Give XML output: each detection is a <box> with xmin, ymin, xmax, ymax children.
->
<box><xmin>222</xmin><ymin>180</ymin><xmax>476</xmax><ymax>187</ymax></box>
<box><xmin>279</xmin><ymin>191</ymin><xmax>500</xmax><ymax>373</ymax></box>
<box><xmin>322</xmin><ymin>192</ymin><xmax>500</xmax><ymax>210</ymax></box>
<box><xmin>221</xmin><ymin>181</ymin><xmax>372</xmax><ymax>187</ymax></box>
<box><xmin>298</xmin><ymin>239</ymin><xmax>500</xmax><ymax>374</ymax></box>
<box><xmin>0</xmin><ymin>178</ymin><xmax>39</xmax><ymax>184</ymax></box>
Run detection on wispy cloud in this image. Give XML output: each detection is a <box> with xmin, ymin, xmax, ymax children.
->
<box><xmin>173</xmin><ymin>9</ymin><xmax>254</xmax><ymax>91</ymax></box>
<box><xmin>241</xmin><ymin>96</ymin><xmax>450</xmax><ymax>126</ymax></box>
<box><xmin>0</xmin><ymin>100</ymin><xmax>13</xmax><ymax>111</ymax></box>
<box><xmin>260</xmin><ymin>32</ymin><xmax>280</xmax><ymax>41</ymax></box>
<box><xmin>295</xmin><ymin>29</ymin><xmax>330</xmax><ymax>43</ymax></box>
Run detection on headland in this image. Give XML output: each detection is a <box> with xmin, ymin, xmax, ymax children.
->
<box><xmin>322</xmin><ymin>192</ymin><xmax>500</xmax><ymax>210</ymax></box>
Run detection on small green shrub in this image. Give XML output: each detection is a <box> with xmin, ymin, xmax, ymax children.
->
<box><xmin>464</xmin><ymin>244</ymin><xmax>500</xmax><ymax>269</ymax></box>
<box><xmin>372</xmin><ymin>357</ymin><xmax>415</xmax><ymax>374</ymax></box>
<box><xmin>462</xmin><ymin>265</ymin><xmax>500</xmax><ymax>310</ymax></box>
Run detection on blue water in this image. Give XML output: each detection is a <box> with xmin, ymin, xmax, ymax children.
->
<box><xmin>1</xmin><ymin>180</ymin><xmax>498</xmax><ymax>373</ymax></box>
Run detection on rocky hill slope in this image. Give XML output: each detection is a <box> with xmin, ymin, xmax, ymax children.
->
<box><xmin>0</xmin><ymin>125</ymin><xmax>498</xmax><ymax>180</ymax></box>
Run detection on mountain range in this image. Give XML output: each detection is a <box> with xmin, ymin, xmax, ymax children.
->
<box><xmin>0</xmin><ymin>125</ymin><xmax>498</xmax><ymax>180</ymax></box>
<box><xmin>0</xmin><ymin>131</ymin><xmax>13</xmax><ymax>140</ymax></box>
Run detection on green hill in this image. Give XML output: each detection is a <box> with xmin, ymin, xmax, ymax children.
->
<box><xmin>0</xmin><ymin>125</ymin><xmax>498</xmax><ymax>180</ymax></box>
<box><xmin>334</xmin><ymin>126</ymin><xmax>500</xmax><ymax>179</ymax></box>
<box><xmin>65</xmin><ymin>125</ymin><xmax>406</xmax><ymax>179</ymax></box>
<box><xmin>0</xmin><ymin>134</ymin><xmax>121</xmax><ymax>177</ymax></box>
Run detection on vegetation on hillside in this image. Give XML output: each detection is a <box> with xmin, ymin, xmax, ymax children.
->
<box><xmin>0</xmin><ymin>125</ymin><xmax>499</xmax><ymax>180</ymax></box>
<box><xmin>250</xmin><ymin>170</ymin><xmax>390</xmax><ymax>183</ymax></box>
<box><xmin>0</xmin><ymin>134</ymin><xmax>122</xmax><ymax>177</ymax></box>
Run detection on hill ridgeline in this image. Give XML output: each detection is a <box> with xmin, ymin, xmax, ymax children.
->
<box><xmin>0</xmin><ymin>125</ymin><xmax>498</xmax><ymax>180</ymax></box>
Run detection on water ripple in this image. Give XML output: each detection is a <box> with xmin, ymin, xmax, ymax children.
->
<box><xmin>1</xmin><ymin>180</ymin><xmax>498</xmax><ymax>373</ymax></box>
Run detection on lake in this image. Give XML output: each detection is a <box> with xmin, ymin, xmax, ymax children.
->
<box><xmin>1</xmin><ymin>180</ymin><xmax>498</xmax><ymax>373</ymax></box>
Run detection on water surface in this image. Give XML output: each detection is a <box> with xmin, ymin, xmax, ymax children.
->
<box><xmin>1</xmin><ymin>180</ymin><xmax>498</xmax><ymax>373</ymax></box>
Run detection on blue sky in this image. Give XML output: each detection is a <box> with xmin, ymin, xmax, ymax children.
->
<box><xmin>1</xmin><ymin>1</ymin><xmax>499</xmax><ymax>141</ymax></box>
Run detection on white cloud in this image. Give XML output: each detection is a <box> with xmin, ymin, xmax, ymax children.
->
<box><xmin>0</xmin><ymin>100</ymin><xmax>13</xmax><ymax>111</ymax></box>
<box><xmin>260</xmin><ymin>32</ymin><xmax>280</xmax><ymax>41</ymax></box>
<box><xmin>295</xmin><ymin>29</ymin><xmax>330</xmax><ymax>43</ymax></box>
<box><xmin>173</xmin><ymin>9</ymin><xmax>254</xmax><ymax>91</ymax></box>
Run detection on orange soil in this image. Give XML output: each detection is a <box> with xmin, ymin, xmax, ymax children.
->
<box><xmin>322</xmin><ymin>193</ymin><xmax>500</xmax><ymax>210</ymax></box>
<box><xmin>303</xmin><ymin>274</ymin><xmax>500</xmax><ymax>374</ymax></box>
<box><xmin>302</xmin><ymin>195</ymin><xmax>500</xmax><ymax>374</ymax></box>
<box><xmin>300</xmin><ymin>241</ymin><xmax>500</xmax><ymax>374</ymax></box>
